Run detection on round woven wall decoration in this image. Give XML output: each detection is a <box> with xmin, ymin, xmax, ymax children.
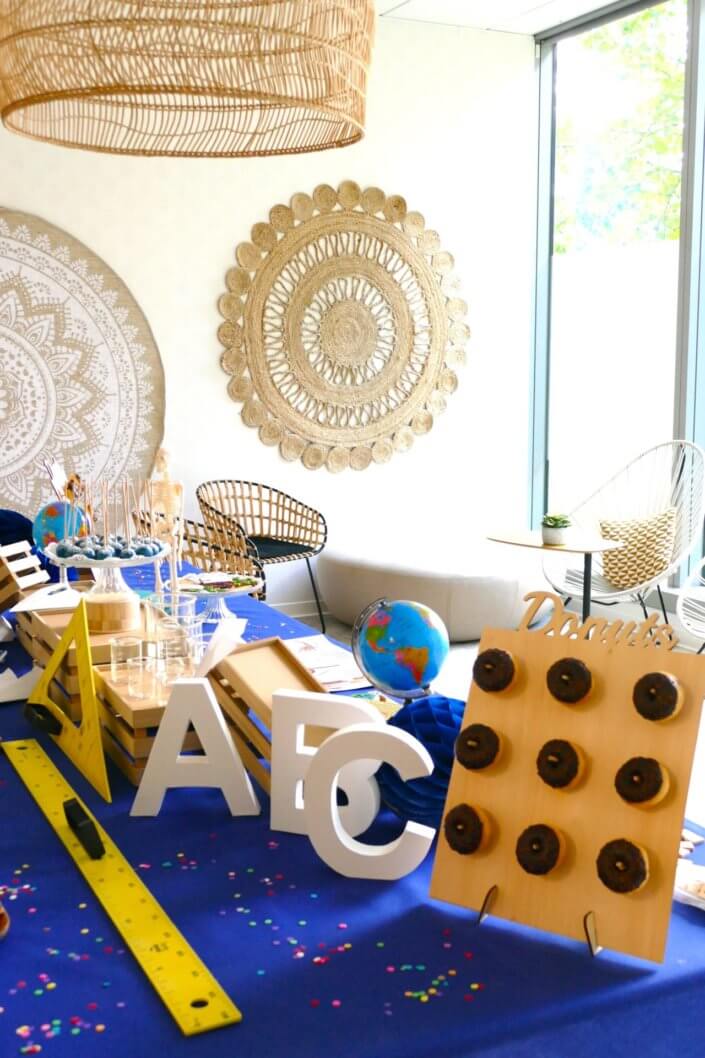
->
<box><xmin>0</xmin><ymin>209</ymin><xmax>165</xmax><ymax>517</ymax></box>
<box><xmin>218</xmin><ymin>182</ymin><xmax>469</xmax><ymax>471</ymax></box>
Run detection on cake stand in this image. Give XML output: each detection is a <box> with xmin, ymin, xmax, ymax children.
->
<box><xmin>165</xmin><ymin>577</ymin><xmax>264</xmax><ymax>623</ymax></box>
<box><xmin>44</xmin><ymin>543</ymin><xmax>170</xmax><ymax>633</ymax></box>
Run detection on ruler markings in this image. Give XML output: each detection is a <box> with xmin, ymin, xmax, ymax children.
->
<box><xmin>2</xmin><ymin>739</ymin><xmax>241</xmax><ymax>1036</ymax></box>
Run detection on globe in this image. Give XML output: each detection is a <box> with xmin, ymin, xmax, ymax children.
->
<box><xmin>352</xmin><ymin>598</ymin><xmax>450</xmax><ymax>698</ymax></box>
<box><xmin>32</xmin><ymin>501</ymin><xmax>89</xmax><ymax>552</ymax></box>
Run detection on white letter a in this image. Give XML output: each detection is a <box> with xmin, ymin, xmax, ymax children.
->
<box><xmin>131</xmin><ymin>678</ymin><xmax>260</xmax><ymax>817</ymax></box>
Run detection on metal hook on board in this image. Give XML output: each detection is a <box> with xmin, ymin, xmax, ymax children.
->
<box><xmin>476</xmin><ymin>884</ymin><xmax>498</xmax><ymax>925</ymax></box>
<box><xmin>583</xmin><ymin>910</ymin><xmax>602</xmax><ymax>957</ymax></box>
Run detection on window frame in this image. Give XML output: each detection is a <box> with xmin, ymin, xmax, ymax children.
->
<box><xmin>529</xmin><ymin>0</ymin><xmax>702</xmax><ymax>548</ymax></box>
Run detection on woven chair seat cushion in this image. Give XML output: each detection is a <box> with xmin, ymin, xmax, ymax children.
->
<box><xmin>250</xmin><ymin>536</ymin><xmax>315</xmax><ymax>562</ymax></box>
<box><xmin>599</xmin><ymin>507</ymin><xmax>677</xmax><ymax>590</ymax></box>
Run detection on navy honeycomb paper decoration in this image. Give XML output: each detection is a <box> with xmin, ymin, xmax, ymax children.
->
<box><xmin>376</xmin><ymin>694</ymin><xmax>465</xmax><ymax>828</ymax></box>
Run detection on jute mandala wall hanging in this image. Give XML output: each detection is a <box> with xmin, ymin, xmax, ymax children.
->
<box><xmin>0</xmin><ymin>209</ymin><xmax>165</xmax><ymax>517</ymax></box>
<box><xmin>218</xmin><ymin>182</ymin><xmax>469</xmax><ymax>471</ymax></box>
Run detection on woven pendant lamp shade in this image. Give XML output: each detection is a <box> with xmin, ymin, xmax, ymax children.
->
<box><xmin>0</xmin><ymin>1</ymin><xmax>375</xmax><ymax>157</ymax></box>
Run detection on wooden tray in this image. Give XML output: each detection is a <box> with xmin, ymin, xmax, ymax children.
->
<box><xmin>208</xmin><ymin>637</ymin><xmax>331</xmax><ymax>791</ymax></box>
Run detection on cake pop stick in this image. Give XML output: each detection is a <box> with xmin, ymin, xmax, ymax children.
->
<box><xmin>123</xmin><ymin>480</ymin><xmax>130</xmax><ymax>546</ymax></box>
<box><xmin>131</xmin><ymin>478</ymin><xmax>141</xmax><ymax>538</ymax></box>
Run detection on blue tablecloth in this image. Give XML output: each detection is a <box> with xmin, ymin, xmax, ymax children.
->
<box><xmin>2</xmin><ymin>577</ymin><xmax>705</xmax><ymax>1058</ymax></box>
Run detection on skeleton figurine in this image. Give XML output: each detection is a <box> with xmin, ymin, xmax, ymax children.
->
<box><xmin>149</xmin><ymin>448</ymin><xmax>184</xmax><ymax>594</ymax></box>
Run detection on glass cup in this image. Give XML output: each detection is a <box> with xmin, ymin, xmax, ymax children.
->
<box><xmin>146</xmin><ymin>591</ymin><xmax>197</xmax><ymax>624</ymax></box>
<box><xmin>155</xmin><ymin>656</ymin><xmax>190</xmax><ymax>703</ymax></box>
<box><xmin>144</xmin><ymin>593</ymin><xmax>198</xmax><ymax>659</ymax></box>
<box><xmin>127</xmin><ymin>656</ymin><xmax>158</xmax><ymax>700</ymax></box>
<box><xmin>109</xmin><ymin>635</ymin><xmax>142</xmax><ymax>684</ymax></box>
<box><xmin>156</xmin><ymin>615</ymin><xmax>204</xmax><ymax>673</ymax></box>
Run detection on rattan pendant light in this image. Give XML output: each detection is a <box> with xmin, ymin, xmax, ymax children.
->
<box><xmin>0</xmin><ymin>1</ymin><xmax>375</xmax><ymax>157</ymax></box>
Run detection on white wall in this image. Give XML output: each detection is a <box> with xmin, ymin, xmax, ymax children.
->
<box><xmin>0</xmin><ymin>19</ymin><xmax>537</xmax><ymax>614</ymax></box>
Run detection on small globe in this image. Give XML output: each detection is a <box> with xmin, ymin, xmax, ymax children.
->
<box><xmin>352</xmin><ymin>598</ymin><xmax>450</xmax><ymax>698</ymax></box>
<box><xmin>32</xmin><ymin>501</ymin><xmax>89</xmax><ymax>552</ymax></box>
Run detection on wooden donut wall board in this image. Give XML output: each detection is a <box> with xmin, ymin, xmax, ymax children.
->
<box><xmin>429</xmin><ymin>591</ymin><xmax>705</xmax><ymax>963</ymax></box>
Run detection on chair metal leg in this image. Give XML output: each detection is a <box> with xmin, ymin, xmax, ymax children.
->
<box><xmin>656</xmin><ymin>584</ymin><xmax>669</xmax><ymax>625</ymax></box>
<box><xmin>305</xmin><ymin>556</ymin><xmax>326</xmax><ymax>634</ymax></box>
<box><xmin>636</xmin><ymin>593</ymin><xmax>650</xmax><ymax>622</ymax></box>
<box><xmin>699</xmin><ymin>642</ymin><xmax>705</xmax><ymax>655</ymax></box>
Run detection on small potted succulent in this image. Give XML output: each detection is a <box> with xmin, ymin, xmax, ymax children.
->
<box><xmin>541</xmin><ymin>513</ymin><xmax>571</xmax><ymax>546</ymax></box>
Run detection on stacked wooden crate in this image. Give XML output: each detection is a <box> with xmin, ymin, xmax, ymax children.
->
<box><xmin>0</xmin><ymin>540</ymin><xmax>50</xmax><ymax>609</ymax></box>
<box><xmin>13</xmin><ymin>600</ymin><xmax>328</xmax><ymax>791</ymax></box>
<box><xmin>1</xmin><ymin>544</ymin><xmax>347</xmax><ymax>791</ymax></box>
<box><xmin>13</xmin><ymin>604</ymin><xmax>198</xmax><ymax>785</ymax></box>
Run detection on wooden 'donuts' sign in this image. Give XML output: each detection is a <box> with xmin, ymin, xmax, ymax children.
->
<box><xmin>430</xmin><ymin>591</ymin><xmax>705</xmax><ymax>963</ymax></box>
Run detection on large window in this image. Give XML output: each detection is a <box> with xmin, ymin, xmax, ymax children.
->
<box><xmin>532</xmin><ymin>0</ymin><xmax>692</xmax><ymax>518</ymax></box>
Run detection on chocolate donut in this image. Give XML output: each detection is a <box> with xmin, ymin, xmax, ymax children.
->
<box><xmin>614</xmin><ymin>757</ymin><xmax>670</xmax><ymax>807</ymax></box>
<box><xmin>536</xmin><ymin>739</ymin><xmax>585</xmax><ymax>790</ymax></box>
<box><xmin>443</xmin><ymin>804</ymin><xmax>491</xmax><ymax>855</ymax></box>
<box><xmin>455</xmin><ymin>723</ymin><xmax>501</xmax><ymax>770</ymax></box>
<box><xmin>596</xmin><ymin>839</ymin><xmax>649</xmax><ymax>893</ymax></box>
<box><xmin>473</xmin><ymin>649</ymin><xmax>516</xmax><ymax>693</ymax></box>
<box><xmin>546</xmin><ymin>657</ymin><xmax>592</xmax><ymax>704</ymax></box>
<box><xmin>515</xmin><ymin>824</ymin><xmax>565</xmax><ymax>875</ymax></box>
<box><xmin>632</xmin><ymin>672</ymin><xmax>683</xmax><ymax>722</ymax></box>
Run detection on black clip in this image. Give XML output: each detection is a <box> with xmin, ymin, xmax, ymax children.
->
<box><xmin>63</xmin><ymin>799</ymin><xmax>105</xmax><ymax>860</ymax></box>
<box><xmin>24</xmin><ymin>703</ymin><xmax>62</xmax><ymax>736</ymax></box>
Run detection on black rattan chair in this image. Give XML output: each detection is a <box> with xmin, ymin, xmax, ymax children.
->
<box><xmin>196</xmin><ymin>480</ymin><xmax>327</xmax><ymax>630</ymax></box>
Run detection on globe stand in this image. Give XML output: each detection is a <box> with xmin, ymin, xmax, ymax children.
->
<box><xmin>402</xmin><ymin>684</ymin><xmax>430</xmax><ymax>706</ymax></box>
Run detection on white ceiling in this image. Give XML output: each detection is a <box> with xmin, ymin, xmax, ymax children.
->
<box><xmin>378</xmin><ymin>0</ymin><xmax>610</xmax><ymax>34</ymax></box>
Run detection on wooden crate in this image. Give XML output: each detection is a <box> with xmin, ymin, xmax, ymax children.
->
<box><xmin>208</xmin><ymin>637</ymin><xmax>333</xmax><ymax>791</ymax></box>
<box><xmin>17</xmin><ymin>610</ymin><xmax>293</xmax><ymax>790</ymax></box>
<box><xmin>14</xmin><ymin>603</ymin><xmax>337</xmax><ymax>794</ymax></box>
<box><xmin>0</xmin><ymin>541</ymin><xmax>50</xmax><ymax>609</ymax></box>
<box><xmin>16</xmin><ymin>601</ymin><xmax>155</xmax><ymax>719</ymax></box>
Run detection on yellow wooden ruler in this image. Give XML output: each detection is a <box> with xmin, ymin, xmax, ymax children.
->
<box><xmin>2</xmin><ymin>739</ymin><xmax>242</xmax><ymax>1035</ymax></box>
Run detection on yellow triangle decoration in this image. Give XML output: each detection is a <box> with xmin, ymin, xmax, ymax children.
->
<box><xmin>27</xmin><ymin>600</ymin><xmax>111</xmax><ymax>802</ymax></box>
